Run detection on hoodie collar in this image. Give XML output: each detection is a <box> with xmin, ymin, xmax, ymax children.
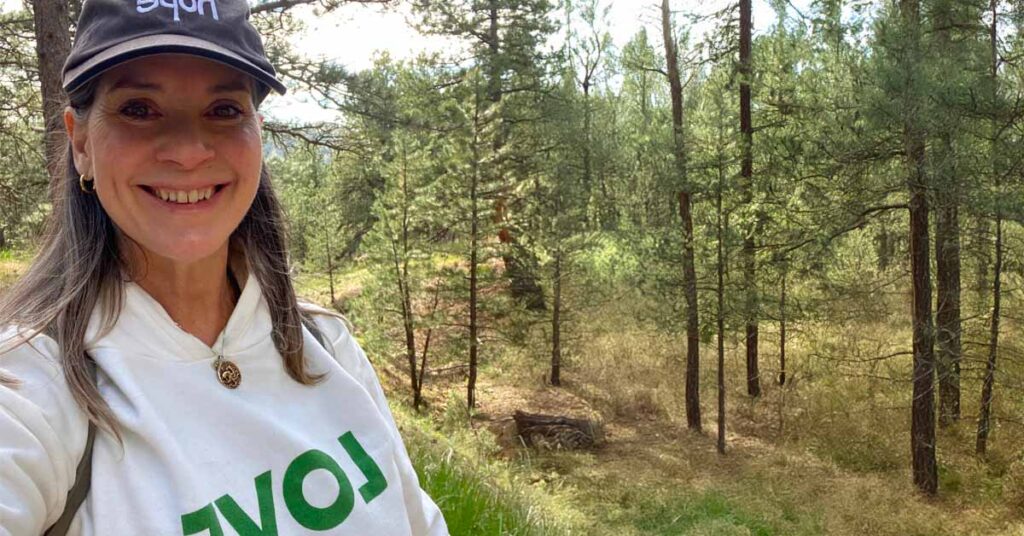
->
<box><xmin>85</xmin><ymin>260</ymin><xmax>271</xmax><ymax>362</ymax></box>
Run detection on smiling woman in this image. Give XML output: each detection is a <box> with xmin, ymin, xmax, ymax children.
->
<box><xmin>0</xmin><ymin>0</ymin><xmax>447</xmax><ymax>534</ymax></box>
<box><xmin>65</xmin><ymin>55</ymin><xmax>265</xmax><ymax>345</ymax></box>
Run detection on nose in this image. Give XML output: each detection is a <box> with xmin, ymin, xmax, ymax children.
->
<box><xmin>154</xmin><ymin>119</ymin><xmax>215</xmax><ymax>170</ymax></box>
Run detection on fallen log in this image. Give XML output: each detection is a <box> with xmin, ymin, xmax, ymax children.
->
<box><xmin>513</xmin><ymin>410</ymin><xmax>602</xmax><ymax>450</ymax></box>
<box><xmin>426</xmin><ymin>364</ymin><xmax>469</xmax><ymax>379</ymax></box>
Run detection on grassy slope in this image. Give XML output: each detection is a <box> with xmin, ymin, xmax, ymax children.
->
<box><xmin>329</xmin><ymin>265</ymin><xmax>1024</xmax><ymax>536</ymax></box>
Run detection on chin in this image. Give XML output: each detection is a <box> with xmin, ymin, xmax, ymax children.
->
<box><xmin>131</xmin><ymin>233</ymin><xmax>233</xmax><ymax>267</ymax></box>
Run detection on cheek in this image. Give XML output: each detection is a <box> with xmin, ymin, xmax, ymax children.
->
<box><xmin>227</xmin><ymin>125</ymin><xmax>264</xmax><ymax>186</ymax></box>
<box><xmin>87</xmin><ymin>130</ymin><xmax>144</xmax><ymax>203</ymax></box>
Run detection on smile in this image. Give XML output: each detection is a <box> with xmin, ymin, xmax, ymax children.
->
<box><xmin>141</xmin><ymin>184</ymin><xmax>227</xmax><ymax>205</ymax></box>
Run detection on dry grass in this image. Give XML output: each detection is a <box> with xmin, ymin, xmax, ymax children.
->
<box><xmin>0</xmin><ymin>250</ymin><xmax>31</xmax><ymax>292</ymax></box>
<box><xmin>460</xmin><ymin>282</ymin><xmax>1024</xmax><ymax>535</ymax></box>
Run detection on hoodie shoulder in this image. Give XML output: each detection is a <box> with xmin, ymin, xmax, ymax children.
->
<box><xmin>299</xmin><ymin>305</ymin><xmax>378</xmax><ymax>391</ymax></box>
<box><xmin>0</xmin><ymin>327</ymin><xmax>89</xmax><ymax>533</ymax></box>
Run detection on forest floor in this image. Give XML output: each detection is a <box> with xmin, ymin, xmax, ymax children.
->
<box><xmin>295</xmin><ymin>264</ymin><xmax>1024</xmax><ymax>536</ymax></box>
<box><xmin>383</xmin><ymin>306</ymin><xmax>1024</xmax><ymax>535</ymax></box>
<box><xmin>389</xmin><ymin>368</ymin><xmax>1015</xmax><ymax>536</ymax></box>
<box><xmin>405</xmin><ymin>372</ymin><xmax>1018</xmax><ymax>536</ymax></box>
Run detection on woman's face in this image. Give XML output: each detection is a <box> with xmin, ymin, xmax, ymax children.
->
<box><xmin>65</xmin><ymin>54</ymin><xmax>263</xmax><ymax>266</ymax></box>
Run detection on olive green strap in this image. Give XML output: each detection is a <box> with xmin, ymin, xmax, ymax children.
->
<box><xmin>302</xmin><ymin>314</ymin><xmax>335</xmax><ymax>359</ymax></box>
<box><xmin>43</xmin><ymin>361</ymin><xmax>97</xmax><ymax>536</ymax></box>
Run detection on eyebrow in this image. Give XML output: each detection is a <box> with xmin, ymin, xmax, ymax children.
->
<box><xmin>107</xmin><ymin>77</ymin><xmax>251</xmax><ymax>94</ymax></box>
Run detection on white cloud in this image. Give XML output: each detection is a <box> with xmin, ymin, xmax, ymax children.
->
<box><xmin>0</xmin><ymin>0</ymin><xmax>21</xmax><ymax>13</ymax></box>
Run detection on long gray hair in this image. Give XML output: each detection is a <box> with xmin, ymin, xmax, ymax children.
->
<box><xmin>0</xmin><ymin>80</ymin><xmax>325</xmax><ymax>438</ymax></box>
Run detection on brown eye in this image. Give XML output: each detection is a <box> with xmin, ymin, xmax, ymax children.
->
<box><xmin>120</xmin><ymin>101</ymin><xmax>156</xmax><ymax>120</ymax></box>
<box><xmin>210</xmin><ymin>104</ymin><xmax>244</xmax><ymax>119</ymax></box>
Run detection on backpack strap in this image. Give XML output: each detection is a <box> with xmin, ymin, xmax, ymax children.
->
<box><xmin>43</xmin><ymin>360</ymin><xmax>97</xmax><ymax>536</ymax></box>
<box><xmin>301</xmin><ymin>313</ymin><xmax>335</xmax><ymax>359</ymax></box>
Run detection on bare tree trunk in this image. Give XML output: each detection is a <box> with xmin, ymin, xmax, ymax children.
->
<box><xmin>325</xmin><ymin>226</ymin><xmax>336</xmax><ymax>305</ymax></box>
<box><xmin>933</xmin><ymin>0</ymin><xmax>961</xmax><ymax>427</ymax></box>
<box><xmin>387</xmin><ymin>146</ymin><xmax>422</xmax><ymax>409</ymax></box>
<box><xmin>900</xmin><ymin>0</ymin><xmax>937</xmax><ymax>496</ymax></box>
<box><xmin>582</xmin><ymin>79</ymin><xmax>593</xmax><ymax>223</ymax></box>
<box><xmin>467</xmin><ymin>90</ymin><xmax>483</xmax><ymax>411</ymax></box>
<box><xmin>414</xmin><ymin>288</ymin><xmax>440</xmax><ymax>406</ymax></box>
<box><xmin>661</xmin><ymin>0</ymin><xmax>701</xmax><ymax>432</ymax></box>
<box><xmin>977</xmin><ymin>0</ymin><xmax>1001</xmax><ymax>456</ymax></box>
<box><xmin>402</xmin><ymin>280</ymin><xmax>419</xmax><ymax>408</ymax></box>
<box><xmin>935</xmin><ymin>203</ymin><xmax>961</xmax><ymax>425</ymax></box>
<box><xmin>908</xmin><ymin>145</ymin><xmax>937</xmax><ymax>495</ymax></box>
<box><xmin>977</xmin><ymin>210</ymin><xmax>1001</xmax><ymax>456</ymax></box>
<box><xmin>716</xmin><ymin>141</ymin><xmax>727</xmax><ymax>455</ymax></box>
<box><xmin>550</xmin><ymin>251</ymin><xmax>562</xmax><ymax>386</ymax></box>
<box><xmin>779</xmin><ymin>267</ymin><xmax>787</xmax><ymax>386</ymax></box>
<box><xmin>468</xmin><ymin>191</ymin><xmax>480</xmax><ymax>410</ymax></box>
<box><xmin>31</xmin><ymin>0</ymin><xmax>72</xmax><ymax>188</ymax></box>
<box><xmin>739</xmin><ymin>0</ymin><xmax>760</xmax><ymax>399</ymax></box>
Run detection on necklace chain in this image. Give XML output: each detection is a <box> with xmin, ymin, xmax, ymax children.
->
<box><xmin>212</xmin><ymin>270</ymin><xmax>242</xmax><ymax>389</ymax></box>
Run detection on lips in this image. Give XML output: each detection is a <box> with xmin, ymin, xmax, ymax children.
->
<box><xmin>140</xmin><ymin>184</ymin><xmax>227</xmax><ymax>206</ymax></box>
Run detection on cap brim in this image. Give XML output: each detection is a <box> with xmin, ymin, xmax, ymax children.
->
<box><xmin>63</xmin><ymin>34</ymin><xmax>287</xmax><ymax>96</ymax></box>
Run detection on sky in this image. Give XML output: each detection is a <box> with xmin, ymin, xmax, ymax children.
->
<box><xmin>0</xmin><ymin>0</ymin><xmax>795</xmax><ymax>121</ymax></box>
<box><xmin>260</xmin><ymin>0</ymin><xmax>791</xmax><ymax>121</ymax></box>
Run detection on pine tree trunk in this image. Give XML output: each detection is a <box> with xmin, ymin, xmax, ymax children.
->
<box><xmin>977</xmin><ymin>0</ymin><xmax>1001</xmax><ymax>456</ymax></box>
<box><xmin>390</xmin><ymin>148</ymin><xmax>421</xmax><ymax>409</ymax></box>
<box><xmin>977</xmin><ymin>213</ymin><xmax>1001</xmax><ymax>456</ymax></box>
<box><xmin>468</xmin><ymin>91</ymin><xmax>483</xmax><ymax>411</ymax></box>
<box><xmin>31</xmin><ymin>0</ymin><xmax>72</xmax><ymax>188</ymax></box>
<box><xmin>468</xmin><ymin>181</ymin><xmax>480</xmax><ymax>410</ymax></box>
<box><xmin>550</xmin><ymin>252</ymin><xmax>562</xmax><ymax>387</ymax></box>
<box><xmin>739</xmin><ymin>0</ymin><xmax>760</xmax><ymax>399</ymax></box>
<box><xmin>779</xmin><ymin>268</ymin><xmax>787</xmax><ymax>386</ymax></box>
<box><xmin>582</xmin><ymin>80</ymin><xmax>593</xmax><ymax>223</ymax></box>
<box><xmin>908</xmin><ymin>153</ymin><xmax>937</xmax><ymax>495</ymax></box>
<box><xmin>402</xmin><ymin>282</ymin><xmax>420</xmax><ymax>409</ymax></box>
<box><xmin>935</xmin><ymin>203</ymin><xmax>961</xmax><ymax>425</ymax></box>
<box><xmin>932</xmin><ymin>0</ymin><xmax>961</xmax><ymax>427</ymax></box>
<box><xmin>482</xmin><ymin>0</ymin><xmax>545</xmax><ymax>311</ymax></box>
<box><xmin>900</xmin><ymin>0</ymin><xmax>937</xmax><ymax>496</ymax></box>
<box><xmin>325</xmin><ymin>226</ymin><xmax>336</xmax><ymax>305</ymax></box>
<box><xmin>661</xmin><ymin>0</ymin><xmax>702</xmax><ymax>432</ymax></box>
<box><xmin>716</xmin><ymin>145</ymin><xmax>727</xmax><ymax>455</ymax></box>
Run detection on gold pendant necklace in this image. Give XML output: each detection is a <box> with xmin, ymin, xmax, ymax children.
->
<box><xmin>211</xmin><ymin>269</ymin><xmax>243</xmax><ymax>389</ymax></box>
<box><xmin>213</xmin><ymin>354</ymin><xmax>241</xmax><ymax>389</ymax></box>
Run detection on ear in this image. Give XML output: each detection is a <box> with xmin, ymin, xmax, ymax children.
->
<box><xmin>63</xmin><ymin>106</ymin><xmax>90</xmax><ymax>176</ymax></box>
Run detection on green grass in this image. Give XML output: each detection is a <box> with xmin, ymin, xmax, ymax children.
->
<box><xmin>394</xmin><ymin>403</ymin><xmax>576</xmax><ymax>536</ymax></box>
<box><xmin>627</xmin><ymin>491</ymin><xmax>776</xmax><ymax>536</ymax></box>
<box><xmin>413</xmin><ymin>448</ymin><xmax>555</xmax><ymax>536</ymax></box>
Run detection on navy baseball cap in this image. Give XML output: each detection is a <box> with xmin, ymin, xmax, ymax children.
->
<box><xmin>62</xmin><ymin>0</ymin><xmax>287</xmax><ymax>100</ymax></box>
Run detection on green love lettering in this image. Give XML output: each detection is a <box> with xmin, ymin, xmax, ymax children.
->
<box><xmin>179</xmin><ymin>431</ymin><xmax>389</xmax><ymax>535</ymax></box>
<box><xmin>214</xmin><ymin>471</ymin><xmax>278</xmax><ymax>535</ymax></box>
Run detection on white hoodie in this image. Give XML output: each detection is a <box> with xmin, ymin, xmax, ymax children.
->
<box><xmin>0</xmin><ymin>269</ymin><xmax>448</xmax><ymax>536</ymax></box>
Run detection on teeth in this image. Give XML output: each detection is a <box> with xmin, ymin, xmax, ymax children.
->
<box><xmin>154</xmin><ymin>187</ymin><xmax>215</xmax><ymax>204</ymax></box>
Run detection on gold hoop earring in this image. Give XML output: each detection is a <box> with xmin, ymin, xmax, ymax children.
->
<box><xmin>79</xmin><ymin>172</ymin><xmax>95</xmax><ymax>194</ymax></box>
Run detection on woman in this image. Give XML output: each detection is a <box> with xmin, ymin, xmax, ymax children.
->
<box><xmin>0</xmin><ymin>0</ymin><xmax>448</xmax><ymax>534</ymax></box>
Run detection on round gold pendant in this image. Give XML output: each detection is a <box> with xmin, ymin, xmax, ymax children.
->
<box><xmin>216</xmin><ymin>358</ymin><xmax>242</xmax><ymax>389</ymax></box>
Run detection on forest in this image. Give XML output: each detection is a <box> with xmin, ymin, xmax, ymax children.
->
<box><xmin>4</xmin><ymin>0</ymin><xmax>1024</xmax><ymax>533</ymax></box>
